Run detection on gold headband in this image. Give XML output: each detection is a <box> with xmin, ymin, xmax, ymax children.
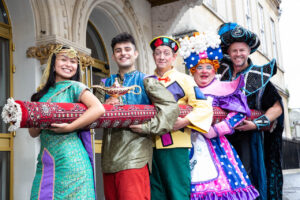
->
<box><xmin>36</xmin><ymin>45</ymin><xmax>81</xmax><ymax>92</ymax></box>
<box><xmin>51</xmin><ymin>45</ymin><xmax>79</xmax><ymax>59</ymax></box>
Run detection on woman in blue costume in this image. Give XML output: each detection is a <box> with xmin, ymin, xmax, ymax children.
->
<box><xmin>179</xmin><ymin>32</ymin><xmax>259</xmax><ymax>199</ymax></box>
<box><xmin>29</xmin><ymin>45</ymin><xmax>105</xmax><ymax>199</ymax></box>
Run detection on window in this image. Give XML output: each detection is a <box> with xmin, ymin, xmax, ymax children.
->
<box><xmin>0</xmin><ymin>37</ymin><xmax>10</xmax><ymax>133</ymax></box>
<box><xmin>85</xmin><ymin>21</ymin><xmax>109</xmax><ymax>86</ymax></box>
<box><xmin>0</xmin><ymin>2</ymin><xmax>8</xmax><ymax>24</ymax></box>
<box><xmin>270</xmin><ymin>18</ymin><xmax>278</xmax><ymax>59</ymax></box>
<box><xmin>0</xmin><ymin>152</ymin><xmax>10</xmax><ymax>200</ymax></box>
<box><xmin>86</xmin><ymin>22</ymin><xmax>108</xmax><ymax>63</ymax></box>
<box><xmin>0</xmin><ymin>0</ymin><xmax>12</xmax><ymax>199</ymax></box>
<box><xmin>244</xmin><ymin>0</ymin><xmax>252</xmax><ymax>30</ymax></box>
<box><xmin>204</xmin><ymin>0</ymin><xmax>216</xmax><ymax>10</ymax></box>
<box><xmin>258</xmin><ymin>4</ymin><xmax>267</xmax><ymax>54</ymax></box>
<box><xmin>204</xmin><ymin>0</ymin><xmax>213</xmax><ymax>6</ymax></box>
<box><xmin>0</xmin><ymin>37</ymin><xmax>10</xmax><ymax>200</ymax></box>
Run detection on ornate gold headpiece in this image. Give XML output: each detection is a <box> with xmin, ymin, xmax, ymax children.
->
<box><xmin>36</xmin><ymin>45</ymin><xmax>81</xmax><ymax>92</ymax></box>
<box><xmin>51</xmin><ymin>45</ymin><xmax>79</xmax><ymax>60</ymax></box>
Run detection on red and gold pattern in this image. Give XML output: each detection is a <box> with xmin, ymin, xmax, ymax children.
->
<box><xmin>16</xmin><ymin>100</ymin><xmax>192</xmax><ymax>129</ymax></box>
<box><xmin>2</xmin><ymin>99</ymin><xmax>269</xmax><ymax>131</ymax></box>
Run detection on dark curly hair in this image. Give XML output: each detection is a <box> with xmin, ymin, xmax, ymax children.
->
<box><xmin>111</xmin><ymin>32</ymin><xmax>136</xmax><ymax>52</ymax></box>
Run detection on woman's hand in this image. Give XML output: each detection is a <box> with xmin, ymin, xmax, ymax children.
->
<box><xmin>60</xmin><ymin>90</ymin><xmax>105</xmax><ymax>132</ymax></box>
<box><xmin>49</xmin><ymin>123</ymin><xmax>73</xmax><ymax>133</ymax></box>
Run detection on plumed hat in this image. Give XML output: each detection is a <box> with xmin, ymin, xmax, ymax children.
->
<box><xmin>178</xmin><ymin>31</ymin><xmax>223</xmax><ymax>72</ymax></box>
<box><xmin>218</xmin><ymin>22</ymin><xmax>260</xmax><ymax>54</ymax></box>
<box><xmin>150</xmin><ymin>36</ymin><xmax>180</xmax><ymax>53</ymax></box>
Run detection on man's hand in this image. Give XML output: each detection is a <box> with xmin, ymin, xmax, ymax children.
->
<box><xmin>129</xmin><ymin>124</ymin><xmax>143</xmax><ymax>133</ymax></box>
<box><xmin>172</xmin><ymin>117</ymin><xmax>190</xmax><ymax>131</ymax></box>
<box><xmin>105</xmin><ymin>97</ymin><xmax>120</xmax><ymax>105</ymax></box>
<box><xmin>202</xmin><ymin>126</ymin><xmax>218</xmax><ymax>139</ymax></box>
<box><xmin>235</xmin><ymin>120</ymin><xmax>257</xmax><ymax>131</ymax></box>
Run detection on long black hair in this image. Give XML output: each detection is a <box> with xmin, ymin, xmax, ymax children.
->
<box><xmin>31</xmin><ymin>46</ymin><xmax>81</xmax><ymax>102</ymax></box>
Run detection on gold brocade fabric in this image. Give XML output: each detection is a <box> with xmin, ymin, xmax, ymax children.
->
<box><xmin>100</xmin><ymin>73</ymin><xmax>179</xmax><ymax>173</ymax></box>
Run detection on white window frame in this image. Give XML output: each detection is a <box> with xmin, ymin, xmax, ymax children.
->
<box><xmin>258</xmin><ymin>3</ymin><xmax>267</xmax><ymax>54</ymax></box>
<box><xmin>270</xmin><ymin>18</ymin><xmax>278</xmax><ymax>60</ymax></box>
<box><xmin>244</xmin><ymin>0</ymin><xmax>252</xmax><ymax>30</ymax></box>
<box><xmin>204</xmin><ymin>0</ymin><xmax>213</xmax><ymax>6</ymax></box>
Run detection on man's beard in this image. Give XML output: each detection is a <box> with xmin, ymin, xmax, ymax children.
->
<box><xmin>233</xmin><ymin>58</ymin><xmax>247</xmax><ymax>71</ymax></box>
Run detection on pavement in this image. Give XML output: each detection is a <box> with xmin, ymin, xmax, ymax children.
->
<box><xmin>283</xmin><ymin>169</ymin><xmax>300</xmax><ymax>200</ymax></box>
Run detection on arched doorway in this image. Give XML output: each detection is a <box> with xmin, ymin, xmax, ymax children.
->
<box><xmin>84</xmin><ymin>2</ymin><xmax>151</xmax><ymax>197</ymax></box>
<box><xmin>86</xmin><ymin>2</ymin><xmax>150</xmax><ymax>74</ymax></box>
<box><xmin>0</xmin><ymin>0</ymin><xmax>13</xmax><ymax>199</ymax></box>
<box><xmin>83</xmin><ymin>1</ymin><xmax>152</xmax><ymax>198</ymax></box>
<box><xmin>85</xmin><ymin>20</ymin><xmax>109</xmax><ymax>198</ymax></box>
<box><xmin>85</xmin><ymin>20</ymin><xmax>110</xmax><ymax>84</ymax></box>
